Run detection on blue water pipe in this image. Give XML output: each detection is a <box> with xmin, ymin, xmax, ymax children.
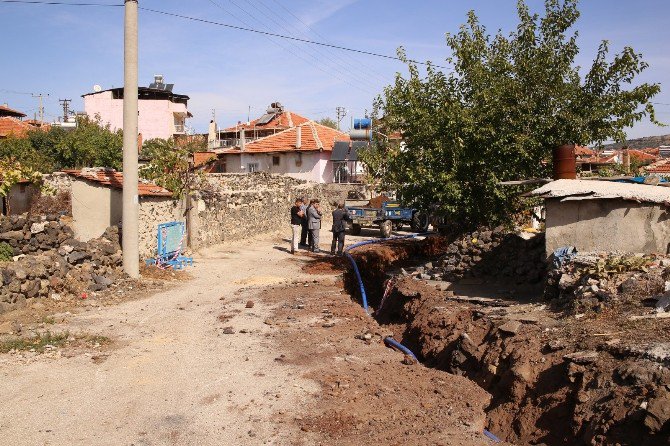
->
<box><xmin>383</xmin><ymin>336</ymin><xmax>418</xmax><ymax>360</ymax></box>
<box><xmin>345</xmin><ymin>252</ymin><xmax>369</xmax><ymax>314</ymax></box>
<box><xmin>483</xmin><ymin>429</ymin><xmax>501</xmax><ymax>443</ymax></box>
<box><xmin>344</xmin><ymin>233</ymin><xmax>430</xmax><ymax>314</ymax></box>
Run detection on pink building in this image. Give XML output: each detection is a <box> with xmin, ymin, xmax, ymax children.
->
<box><xmin>82</xmin><ymin>76</ymin><xmax>191</xmax><ymax>141</ymax></box>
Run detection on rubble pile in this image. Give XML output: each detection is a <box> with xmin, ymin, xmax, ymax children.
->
<box><xmin>0</xmin><ymin>219</ymin><xmax>124</xmax><ymax>313</ymax></box>
<box><xmin>401</xmin><ymin>227</ymin><xmax>546</xmax><ymax>284</ymax></box>
<box><xmin>545</xmin><ymin>252</ymin><xmax>669</xmax><ymax>314</ymax></box>
<box><xmin>0</xmin><ymin>214</ymin><xmax>73</xmax><ymax>256</ymax></box>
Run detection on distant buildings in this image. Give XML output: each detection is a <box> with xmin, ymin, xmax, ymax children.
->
<box><xmin>82</xmin><ymin>75</ymin><xmax>191</xmax><ymax>141</ymax></box>
<box><xmin>0</xmin><ymin>104</ymin><xmax>47</xmax><ymax>139</ymax></box>
<box><xmin>199</xmin><ymin>102</ymin><xmax>353</xmax><ymax>183</ymax></box>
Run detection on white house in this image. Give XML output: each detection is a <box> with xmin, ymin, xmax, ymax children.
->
<box><xmin>201</xmin><ymin>104</ymin><xmax>354</xmax><ymax>183</ymax></box>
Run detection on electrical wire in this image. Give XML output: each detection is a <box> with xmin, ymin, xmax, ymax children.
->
<box><xmin>204</xmin><ymin>0</ymin><xmax>374</xmax><ymax>95</ymax></box>
<box><xmin>0</xmin><ymin>0</ymin><xmax>444</xmax><ymax>68</ymax></box>
<box><xmin>238</xmin><ymin>0</ymin><xmax>385</xmax><ymax>89</ymax></box>
<box><xmin>139</xmin><ymin>6</ymin><xmax>445</xmax><ymax>68</ymax></box>
<box><xmin>269</xmin><ymin>0</ymin><xmax>391</xmax><ymax>82</ymax></box>
<box><xmin>0</xmin><ymin>0</ymin><xmax>121</xmax><ymax>6</ymax></box>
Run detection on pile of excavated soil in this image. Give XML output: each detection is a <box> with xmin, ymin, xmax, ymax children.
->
<box><xmin>349</xmin><ymin>239</ymin><xmax>670</xmax><ymax>445</ymax></box>
<box><xmin>364</xmin><ymin>195</ymin><xmax>391</xmax><ymax>208</ymax></box>
<box><xmin>256</xmin><ymin>279</ymin><xmax>497</xmax><ymax>446</ymax></box>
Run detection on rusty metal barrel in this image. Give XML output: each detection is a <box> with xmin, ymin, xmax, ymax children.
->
<box><xmin>552</xmin><ymin>144</ymin><xmax>577</xmax><ymax>180</ymax></box>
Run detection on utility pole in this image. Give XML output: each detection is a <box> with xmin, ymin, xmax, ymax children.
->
<box><xmin>336</xmin><ymin>106</ymin><xmax>347</xmax><ymax>130</ymax></box>
<box><xmin>32</xmin><ymin>93</ymin><xmax>49</xmax><ymax>123</ymax></box>
<box><xmin>122</xmin><ymin>0</ymin><xmax>139</xmax><ymax>278</ymax></box>
<box><xmin>58</xmin><ymin>99</ymin><xmax>72</xmax><ymax>121</ymax></box>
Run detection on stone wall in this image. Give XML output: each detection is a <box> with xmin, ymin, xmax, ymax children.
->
<box><xmin>43</xmin><ymin>172</ymin><xmax>72</xmax><ymax>193</ymax></box>
<box><xmin>403</xmin><ymin>228</ymin><xmax>546</xmax><ymax>285</ymax></box>
<box><xmin>191</xmin><ymin>173</ymin><xmax>349</xmax><ymax>249</ymax></box>
<box><xmin>0</xmin><ymin>214</ymin><xmax>74</xmax><ymax>256</ymax></box>
<box><xmin>138</xmin><ymin>197</ymin><xmax>186</xmax><ymax>258</ymax></box>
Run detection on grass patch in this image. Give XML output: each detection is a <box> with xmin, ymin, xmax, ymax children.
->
<box><xmin>0</xmin><ymin>331</ymin><xmax>69</xmax><ymax>353</ymax></box>
<box><xmin>41</xmin><ymin>316</ymin><xmax>56</xmax><ymax>325</ymax></box>
<box><xmin>0</xmin><ymin>332</ymin><xmax>112</xmax><ymax>354</ymax></box>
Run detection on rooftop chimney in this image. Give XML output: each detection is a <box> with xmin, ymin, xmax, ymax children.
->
<box><xmin>296</xmin><ymin>126</ymin><xmax>302</xmax><ymax>149</ymax></box>
<box><xmin>240</xmin><ymin>128</ymin><xmax>246</xmax><ymax>151</ymax></box>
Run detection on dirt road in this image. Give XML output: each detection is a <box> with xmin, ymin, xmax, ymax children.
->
<box><xmin>0</xmin><ymin>231</ymin><xmax>489</xmax><ymax>446</ymax></box>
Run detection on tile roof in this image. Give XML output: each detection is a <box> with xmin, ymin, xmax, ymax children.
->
<box><xmin>575</xmin><ymin>145</ymin><xmax>595</xmax><ymax>157</ymax></box>
<box><xmin>0</xmin><ymin>105</ymin><xmax>27</xmax><ymax>118</ymax></box>
<box><xmin>221</xmin><ymin>111</ymin><xmax>310</xmax><ymax>132</ymax></box>
<box><xmin>215</xmin><ymin>121</ymin><xmax>350</xmax><ymax>155</ymax></box>
<box><xmin>645</xmin><ymin>159</ymin><xmax>670</xmax><ymax>174</ymax></box>
<box><xmin>627</xmin><ymin>149</ymin><xmax>658</xmax><ymax>162</ymax></box>
<box><xmin>64</xmin><ymin>169</ymin><xmax>173</xmax><ymax>197</ymax></box>
<box><xmin>0</xmin><ymin>117</ymin><xmax>33</xmax><ymax>137</ymax></box>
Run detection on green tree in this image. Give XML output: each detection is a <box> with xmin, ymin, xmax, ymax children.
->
<box><xmin>362</xmin><ymin>0</ymin><xmax>661</xmax><ymax>228</ymax></box>
<box><xmin>317</xmin><ymin>117</ymin><xmax>338</xmax><ymax>129</ymax></box>
<box><xmin>0</xmin><ymin>115</ymin><xmax>123</xmax><ymax>172</ymax></box>
<box><xmin>0</xmin><ymin>159</ymin><xmax>46</xmax><ymax>214</ymax></box>
<box><xmin>139</xmin><ymin>138</ymin><xmax>204</xmax><ymax>198</ymax></box>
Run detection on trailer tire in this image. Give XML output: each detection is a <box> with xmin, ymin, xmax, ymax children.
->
<box><xmin>380</xmin><ymin>220</ymin><xmax>393</xmax><ymax>238</ymax></box>
<box><xmin>410</xmin><ymin>212</ymin><xmax>429</xmax><ymax>232</ymax></box>
<box><xmin>350</xmin><ymin>224</ymin><xmax>362</xmax><ymax>235</ymax></box>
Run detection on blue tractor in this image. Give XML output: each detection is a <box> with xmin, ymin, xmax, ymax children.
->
<box><xmin>346</xmin><ymin>199</ymin><xmax>429</xmax><ymax>238</ymax></box>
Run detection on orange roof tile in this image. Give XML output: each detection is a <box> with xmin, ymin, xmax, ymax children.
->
<box><xmin>221</xmin><ymin>111</ymin><xmax>310</xmax><ymax>132</ymax></box>
<box><xmin>575</xmin><ymin>145</ymin><xmax>595</xmax><ymax>157</ymax></box>
<box><xmin>216</xmin><ymin>121</ymin><xmax>350</xmax><ymax>155</ymax></box>
<box><xmin>645</xmin><ymin>159</ymin><xmax>670</xmax><ymax>174</ymax></box>
<box><xmin>627</xmin><ymin>149</ymin><xmax>658</xmax><ymax>162</ymax></box>
<box><xmin>0</xmin><ymin>117</ymin><xmax>33</xmax><ymax>138</ymax></box>
<box><xmin>64</xmin><ymin>169</ymin><xmax>173</xmax><ymax>197</ymax></box>
<box><xmin>0</xmin><ymin>105</ymin><xmax>27</xmax><ymax>118</ymax></box>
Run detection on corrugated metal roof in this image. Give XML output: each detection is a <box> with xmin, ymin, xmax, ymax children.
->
<box><xmin>530</xmin><ymin>179</ymin><xmax>670</xmax><ymax>205</ymax></box>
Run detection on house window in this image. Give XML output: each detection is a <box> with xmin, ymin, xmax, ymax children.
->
<box><xmin>248</xmin><ymin>163</ymin><xmax>259</xmax><ymax>173</ymax></box>
<box><xmin>295</xmin><ymin>154</ymin><xmax>302</xmax><ymax>167</ymax></box>
<box><xmin>272</xmin><ymin>156</ymin><xmax>280</xmax><ymax>166</ymax></box>
<box><xmin>215</xmin><ymin>161</ymin><xmax>226</xmax><ymax>173</ymax></box>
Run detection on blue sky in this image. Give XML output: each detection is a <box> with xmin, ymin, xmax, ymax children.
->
<box><xmin>1</xmin><ymin>0</ymin><xmax>669</xmax><ymax>140</ymax></box>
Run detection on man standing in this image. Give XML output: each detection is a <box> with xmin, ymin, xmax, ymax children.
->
<box><xmin>290</xmin><ymin>198</ymin><xmax>304</xmax><ymax>254</ymax></box>
<box><xmin>307</xmin><ymin>199</ymin><xmax>323</xmax><ymax>253</ymax></box>
<box><xmin>331</xmin><ymin>202</ymin><xmax>352</xmax><ymax>255</ymax></box>
<box><xmin>299</xmin><ymin>197</ymin><xmax>310</xmax><ymax>248</ymax></box>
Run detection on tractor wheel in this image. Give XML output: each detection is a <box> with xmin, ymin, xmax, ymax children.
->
<box><xmin>380</xmin><ymin>220</ymin><xmax>393</xmax><ymax>238</ymax></box>
<box><xmin>350</xmin><ymin>224</ymin><xmax>362</xmax><ymax>235</ymax></box>
<box><xmin>410</xmin><ymin>212</ymin><xmax>429</xmax><ymax>233</ymax></box>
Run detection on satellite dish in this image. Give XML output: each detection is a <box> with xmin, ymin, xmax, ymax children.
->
<box><xmin>93</xmin><ymin>84</ymin><xmax>102</xmax><ymax>93</ymax></box>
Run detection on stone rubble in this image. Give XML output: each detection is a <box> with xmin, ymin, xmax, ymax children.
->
<box><xmin>400</xmin><ymin>227</ymin><xmax>546</xmax><ymax>284</ymax></box>
<box><xmin>0</xmin><ymin>214</ymin><xmax>124</xmax><ymax>313</ymax></box>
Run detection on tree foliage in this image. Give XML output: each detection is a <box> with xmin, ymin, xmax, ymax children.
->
<box><xmin>361</xmin><ymin>0</ymin><xmax>661</xmax><ymax>228</ymax></box>
<box><xmin>316</xmin><ymin>117</ymin><xmax>338</xmax><ymax>129</ymax></box>
<box><xmin>0</xmin><ymin>159</ymin><xmax>46</xmax><ymax>214</ymax></box>
<box><xmin>139</xmin><ymin>138</ymin><xmax>204</xmax><ymax>199</ymax></box>
<box><xmin>0</xmin><ymin>116</ymin><xmax>123</xmax><ymax>172</ymax></box>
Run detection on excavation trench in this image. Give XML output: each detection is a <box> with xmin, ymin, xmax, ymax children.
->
<box><xmin>343</xmin><ymin>234</ymin><xmax>670</xmax><ymax>446</ymax></box>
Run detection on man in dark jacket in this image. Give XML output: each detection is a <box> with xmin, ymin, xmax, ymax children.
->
<box><xmin>290</xmin><ymin>198</ymin><xmax>304</xmax><ymax>254</ymax></box>
<box><xmin>299</xmin><ymin>197</ymin><xmax>311</xmax><ymax>248</ymax></box>
<box><xmin>331</xmin><ymin>202</ymin><xmax>352</xmax><ymax>255</ymax></box>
